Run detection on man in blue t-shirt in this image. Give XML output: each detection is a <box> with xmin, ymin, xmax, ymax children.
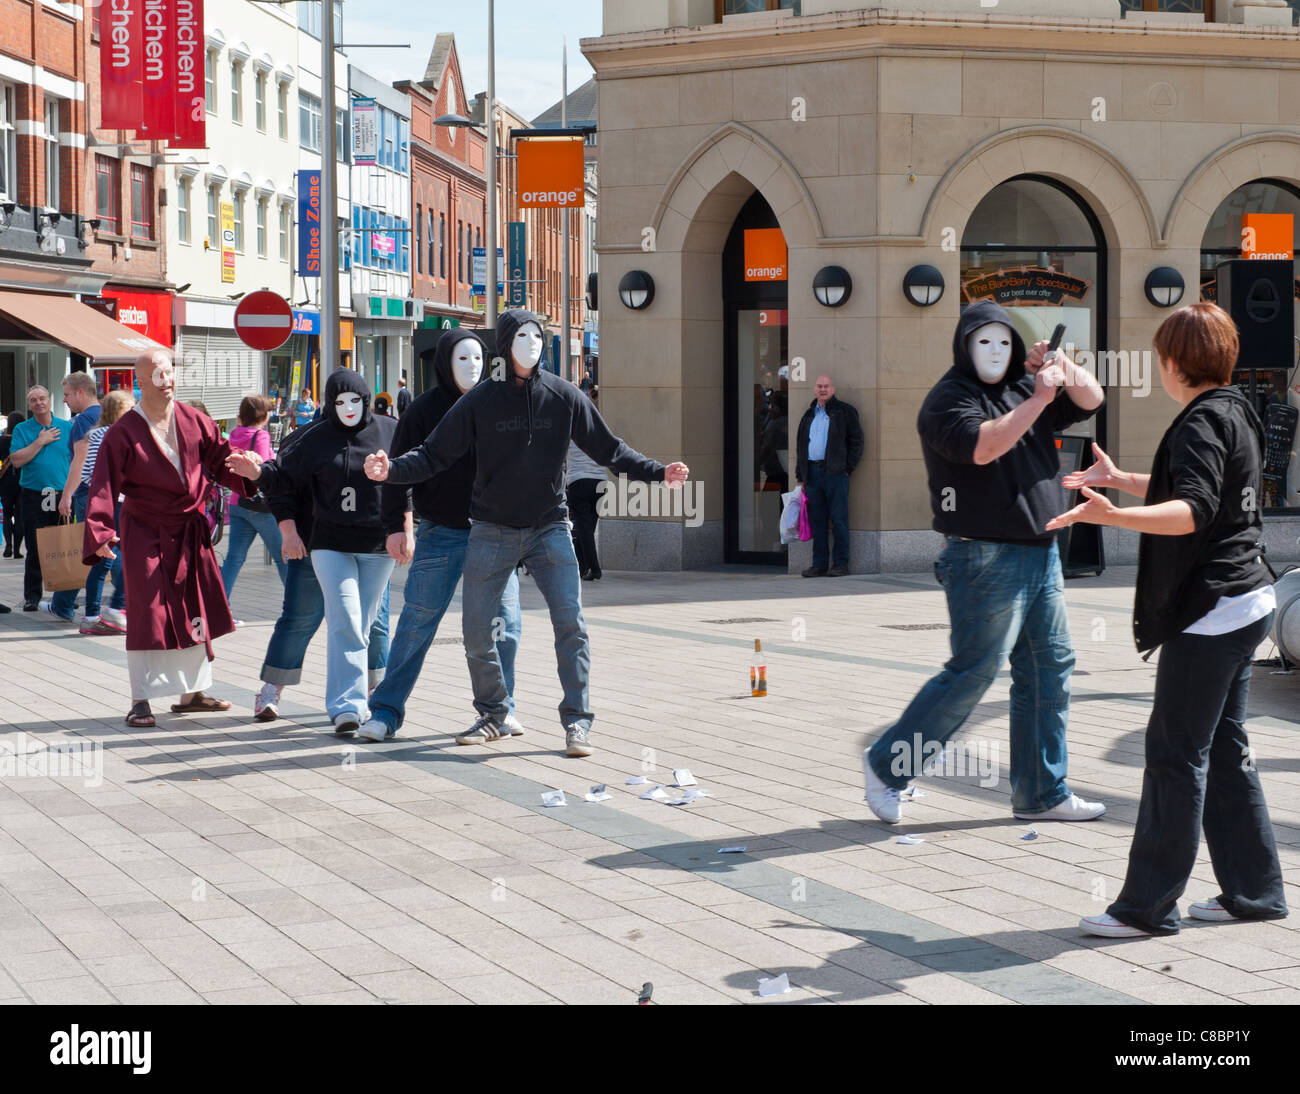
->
<box><xmin>8</xmin><ymin>385</ymin><xmax>75</xmax><ymax>615</ymax></box>
<box><xmin>58</xmin><ymin>372</ymin><xmax>102</xmax><ymax>521</ymax></box>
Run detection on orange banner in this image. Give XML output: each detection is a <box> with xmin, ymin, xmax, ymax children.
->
<box><xmin>517</xmin><ymin>139</ymin><xmax>585</xmax><ymax>209</ymax></box>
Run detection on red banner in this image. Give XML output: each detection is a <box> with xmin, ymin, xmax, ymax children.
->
<box><xmin>169</xmin><ymin>0</ymin><xmax>206</xmax><ymax>148</ymax></box>
<box><xmin>100</xmin><ymin>0</ymin><xmax>144</xmax><ymax>129</ymax></box>
<box><xmin>139</xmin><ymin>0</ymin><xmax>176</xmax><ymax>139</ymax></box>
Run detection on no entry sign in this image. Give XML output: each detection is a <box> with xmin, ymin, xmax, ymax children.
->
<box><xmin>234</xmin><ymin>292</ymin><xmax>294</xmax><ymax>351</ymax></box>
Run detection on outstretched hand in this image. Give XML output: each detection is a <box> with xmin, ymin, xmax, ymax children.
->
<box><xmin>1045</xmin><ymin>486</ymin><xmax>1116</xmax><ymax>531</ymax></box>
<box><xmin>1061</xmin><ymin>442</ymin><xmax>1118</xmax><ymax>492</ymax></box>
<box><xmin>364</xmin><ymin>451</ymin><xmax>390</xmax><ymax>481</ymax></box>
<box><xmin>225</xmin><ymin>450</ymin><xmax>263</xmax><ymax>480</ymax></box>
<box><xmin>664</xmin><ymin>461</ymin><xmax>690</xmax><ymax>487</ymax></box>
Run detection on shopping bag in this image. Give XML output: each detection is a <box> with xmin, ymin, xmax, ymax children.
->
<box><xmin>798</xmin><ymin>488</ymin><xmax>813</xmax><ymax>542</ymax></box>
<box><xmin>779</xmin><ymin>487</ymin><xmax>803</xmax><ymax>545</ymax></box>
<box><xmin>36</xmin><ymin>518</ymin><xmax>90</xmax><ymax>592</ymax></box>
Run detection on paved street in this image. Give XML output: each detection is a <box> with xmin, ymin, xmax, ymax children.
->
<box><xmin>1</xmin><ymin>551</ymin><xmax>1297</xmax><ymax>1006</ymax></box>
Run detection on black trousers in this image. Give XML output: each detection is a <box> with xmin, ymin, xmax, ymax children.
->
<box><xmin>1</xmin><ymin>481</ymin><xmax>20</xmax><ymax>552</ymax></box>
<box><xmin>568</xmin><ymin>478</ymin><xmax>602</xmax><ymax>578</ymax></box>
<box><xmin>21</xmin><ymin>487</ymin><xmax>64</xmax><ymax>604</ymax></box>
<box><xmin>1108</xmin><ymin>613</ymin><xmax>1288</xmax><ymax>934</ymax></box>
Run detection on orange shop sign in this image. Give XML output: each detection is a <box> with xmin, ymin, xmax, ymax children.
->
<box><xmin>517</xmin><ymin>138</ymin><xmax>585</xmax><ymax>209</ymax></box>
<box><xmin>1242</xmin><ymin>214</ymin><xmax>1294</xmax><ymax>261</ymax></box>
<box><xmin>744</xmin><ymin>229</ymin><xmax>787</xmax><ymax>282</ymax></box>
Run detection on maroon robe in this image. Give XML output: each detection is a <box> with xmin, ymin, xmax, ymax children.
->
<box><xmin>83</xmin><ymin>403</ymin><xmax>251</xmax><ymax>657</ymax></box>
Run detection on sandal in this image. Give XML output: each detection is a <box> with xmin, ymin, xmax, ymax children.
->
<box><xmin>125</xmin><ymin>701</ymin><xmax>155</xmax><ymax>728</ymax></box>
<box><xmin>170</xmin><ymin>692</ymin><xmax>233</xmax><ymax>714</ymax></box>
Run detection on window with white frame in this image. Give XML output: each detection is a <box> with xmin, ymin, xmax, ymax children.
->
<box><xmin>256</xmin><ymin>196</ymin><xmax>267</xmax><ymax>257</ymax></box>
<box><xmin>207</xmin><ymin>183</ymin><xmax>219</xmax><ymax>245</ymax></box>
<box><xmin>43</xmin><ymin>99</ymin><xmax>59</xmax><ymax>208</ymax></box>
<box><xmin>277</xmin><ymin>81</ymin><xmax>289</xmax><ymax>139</ymax></box>
<box><xmin>177</xmin><ymin>176</ymin><xmax>191</xmax><ymax>244</ymax></box>
<box><xmin>299</xmin><ymin>92</ymin><xmax>322</xmax><ymax>152</ymax></box>
<box><xmin>0</xmin><ymin>85</ymin><xmax>17</xmax><ymax>202</ymax></box>
<box><xmin>205</xmin><ymin>49</ymin><xmax>217</xmax><ymax>113</ymax></box>
<box><xmin>230</xmin><ymin>59</ymin><xmax>243</xmax><ymax>123</ymax></box>
<box><xmin>232</xmin><ymin>189</ymin><xmax>245</xmax><ymax>252</ymax></box>
<box><xmin>279</xmin><ymin>201</ymin><xmax>290</xmax><ymax>261</ymax></box>
<box><xmin>255</xmin><ymin>71</ymin><xmax>267</xmax><ymax>132</ymax></box>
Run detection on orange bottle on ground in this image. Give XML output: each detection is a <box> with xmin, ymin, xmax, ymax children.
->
<box><xmin>750</xmin><ymin>639</ymin><xmax>767</xmax><ymax>697</ymax></box>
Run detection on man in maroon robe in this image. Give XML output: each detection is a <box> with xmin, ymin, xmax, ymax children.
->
<box><xmin>83</xmin><ymin>350</ymin><xmax>252</xmax><ymax>727</ymax></box>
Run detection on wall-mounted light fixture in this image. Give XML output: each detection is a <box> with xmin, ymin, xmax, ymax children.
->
<box><xmin>1144</xmin><ymin>266</ymin><xmax>1185</xmax><ymax>308</ymax></box>
<box><xmin>813</xmin><ymin>265</ymin><xmax>853</xmax><ymax>308</ymax></box>
<box><xmin>903</xmin><ymin>264</ymin><xmax>945</xmax><ymax>307</ymax></box>
<box><xmin>618</xmin><ymin>270</ymin><xmax>654</xmax><ymax>310</ymax></box>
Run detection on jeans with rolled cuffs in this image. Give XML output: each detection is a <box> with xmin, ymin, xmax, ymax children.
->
<box><xmin>866</xmin><ymin>536</ymin><xmax>1076</xmax><ymax>815</ymax></box>
<box><xmin>367</xmin><ymin>522</ymin><xmax>521</xmax><ymax>737</ymax></box>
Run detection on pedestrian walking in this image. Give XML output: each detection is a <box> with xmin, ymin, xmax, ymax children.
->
<box><xmin>794</xmin><ymin>375</ymin><xmax>863</xmax><ymax>577</ymax></box>
<box><xmin>8</xmin><ymin>385</ymin><xmax>75</xmax><ymax>615</ymax></box>
<box><xmin>566</xmin><ymin>387</ymin><xmax>606</xmax><ymax>582</ymax></box>
<box><xmin>219</xmin><ymin>395</ymin><xmax>288</xmax><ymax>609</ymax></box>
<box><xmin>0</xmin><ymin>410</ymin><xmax>24</xmax><ymax>563</ymax></box>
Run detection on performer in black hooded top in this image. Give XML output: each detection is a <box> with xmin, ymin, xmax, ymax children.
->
<box><xmin>862</xmin><ymin>300</ymin><xmax>1106</xmax><ymax>826</ymax></box>
<box><xmin>227</xmin><ymin>368</ymin><xmax>407</xmax><ymax>735</ymax></box>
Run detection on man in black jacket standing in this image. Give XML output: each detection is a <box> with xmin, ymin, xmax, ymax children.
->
<box><xmin>795</xmin><ymin>375</ymin><xmax>863</xmax><ymax>576</ymax></box>
<box><xmin>365</xmin><ymin>309</ymin><xmax>690</xmax><ymax>759</ymax></box>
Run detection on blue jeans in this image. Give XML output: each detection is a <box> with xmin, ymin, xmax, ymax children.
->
<box><xmin>261</xmin><ymin>556</ymin><xmax>390</xmax><ymax>686</ymax></box>
<box><xmin>74</xmin><ymin>491</ymin><xmax>124</xmax><ymax>617</ymax></box>
<box><xmin>368</xmin><ymin>522</ymin><xmax>521</xmax><ymax>736</ymax></box>
<box><xmin>866</xmin><ymin>537</ymin><xmax>1075</xmax><ymax>814</ymax></box>
<box><xmin>805</xmin><ymin>463</ymin><xmax>849</xmax><ymax>569</ymax></box>
<box><xmin>1107</xmin><ymin>613</ymin><xmax>1287</xmax><ymax>934</ymax></box>
<box><xmin>220</xmin><ymin>504</ymin><xmax>288</xmax><ymax>603</ymax></box>
<box><xmin>309</xmin><ymin>550</ymin><xmax>395</xmax><ymax>722</ymax></box>
<box><xmin>463</xmin><ymin>520</ymin><xmax>589</xmax><ymax>728</ymax></box>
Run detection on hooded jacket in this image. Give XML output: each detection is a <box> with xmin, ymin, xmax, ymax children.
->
<box><xmin>258</xmin><ymin>369</ymin><xmax>405</xmax><ymax>553</ymax></box>
<box><xmin>917</xmin><ymin>300</ymin><xmax>1097</xmax><ymax>544</ymax></box>
<box><xmin>381</xmin><ymin>328</ymin><xmax>485</xmax><ymax>531</ymax></box>
<box><xmin>385</xmin><ymin>309</ymin><xmax>666</xmax><ymax>528</ymax></box>
<box><xmin>1133</xmin><ymin>386</ymin><xmax>1269</xmax><ymax>652</ymax></box>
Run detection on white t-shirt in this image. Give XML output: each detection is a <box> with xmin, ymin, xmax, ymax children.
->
<box><xmin>1182</xmin><ymin>582</ymin><xmax>1276</xmax><ymax>636</ymax></box>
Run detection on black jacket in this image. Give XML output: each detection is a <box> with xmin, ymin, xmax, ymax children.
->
<box><xmin>259</xmin><ymin>369</ymin><xmax>405</xmax><ymax>553</ymax></box>
<box><xmin>386</xmin><ymin>308</ymin><xmax>665</xmax><ymax>528</ymax></box>
<box><xmin>1133</xmin><ymin>386</ymin><xmax>1270</xmax><ymax>652</ymax></box>
<box><xmin>381</xmin><ymin>328</ymin><xmax>485</xmax><ymax>531</ymax></box>
<box><xmin>795</xmin><ymin>395</ymin><xmax>864</xmax><ymax>483</ymax></box>
<box><xmin>918</xmin><ymin>300</ymin><xmax>1097</xmax><ymax>544</ymax></box>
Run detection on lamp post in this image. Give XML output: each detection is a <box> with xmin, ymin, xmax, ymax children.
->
<box><xmin>320</xmin><ymin>0</ymin><xmax>339</xmax><ymax>398</ymax></box>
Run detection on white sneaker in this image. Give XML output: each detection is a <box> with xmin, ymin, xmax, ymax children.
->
<box><xmin>356</xmin><ymin>717</ymin><xmax>390</xmax><ymax>743</ymax></box>
<box><xmin>332</xmin><ymin>712</ymin><xmax>360</xmax><ymax>737</ymax></box>
<box><xmin>101</xmin><ymin>606</ymin><xmax>127</xmax><ymax>630</ymax></box>
<box><xmin>862</xmin><ymin>752</ymin><xmax>904</xmax><ymax>824</ymax></box>
<box><xmin>1015</xmin><ymin>794</ymin><xmax>1105</xmax><ymax>822</ymax></box>
<box><xmin>1188</xmin><ymin>898</ymin><xmax>1238</xmax><ymax>923</ymax></box>
<box><xmin>1080</xmin><ymin>913</ymin><xmax>1149</xmax><ymax>938</ymax></box>
<box><xmin>253</xmin><ymin>682</ymin><xmax>282</xmax><ymax>722</ymax></box>
<box><xmin>232</xmin><ymin>618</ymin><xmax>246</xmax><ymax>628</ymax></box>
<box><xmin>501</xmin><ymin>713</ymin><xmax>526</xmax><ymax>737</ymax></box>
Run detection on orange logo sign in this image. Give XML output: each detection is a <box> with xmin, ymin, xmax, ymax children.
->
<box><xmin>744</xmin><ymin>228</ymin><xmax>787</xmax><ymax>282</ymax></box>
<box><xmin>517</xmin><ymin>139</ymin><xmax>585</xmax><ymax>209</ymax></box>
<box><xmin>1242</xmin><ymin>214</ymin><xmax>1294</xmax><ymax>261</ymax></box>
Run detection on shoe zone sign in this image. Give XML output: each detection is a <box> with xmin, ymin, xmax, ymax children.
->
<box><xmin>298</xmin><ymin>169</ymin><xmax>322</xmax><ymax>278</ymax></box>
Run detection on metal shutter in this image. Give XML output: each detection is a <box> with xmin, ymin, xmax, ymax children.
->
<box><xmin>177</xmin><ymin>328</ymin><xmax>263</xmax><ymax>422</ymax></box>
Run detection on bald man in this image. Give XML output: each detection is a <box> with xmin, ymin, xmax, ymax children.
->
<box><xmin>83</xmin><ymin>351</ymin><xmax>252</xmax><ymax>727</ymax></box>
<box><xmin>795</xmin><ymin>375</ymin><xmax>863</xmax><ymax>576</ymax></box>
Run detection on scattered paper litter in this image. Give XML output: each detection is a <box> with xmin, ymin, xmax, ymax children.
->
<box><xmin>1021</xmin><ymin>828</ymin><xmax>1039</xmax><ymax>841</ymax></box>
<box><xmin>718</xmin><ymin>845</ymin><xmax>747</xmax><ymax>854</ymax></box>
<box><xmin>896</xmin><ymin>834</ymin><xmax>925</xmax><ymax>845</ymax></box>
<box><xmin>900</xmin><ymin>787</ymin><xmax>927</xmax><ymax>801</ymax></box>
<box><xmin>640</xmin><ymin>784</ymin><xmax>671</xmax><ymax>801</ymax></box>
<box><xmin>671</xmin><ymin>768</ymin><xmax>698</xmax><ymax>787</ymax></box>
<box><xmin>540</xmin><ymin>790</ymin><xmax>567</xmax><ymax>808</ymax></box>
<box><xmin>666</xmin><ymin>788</ymin><xmax>711</xmax><ymax>806</ymax></box>
<box><xmin>625</xmin><ymin>775</ymin><xmax>649</xmax><ymax>786</ymax></box>
<box><xmin>585</xmin><ymin>784</ymin><xmax>611</xmax><ymax>803</ymax></box>
<box><xmin>758</xmin><ymin>973</ymin><xmax>791</xmax><ymax>997</ymax></box>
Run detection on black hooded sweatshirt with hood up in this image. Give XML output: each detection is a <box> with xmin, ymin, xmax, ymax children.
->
<box><xmin>380</xmin><ymin>328</ymin><xmax>485</xmax><ymax>531</ymax></box>
<box><xmin>917</xmin><ymin>300</ymin><xmax>1097</xmax><ymax>544</ymax></box>
<box><xmin>257</xmin><ymin>368</ymin><xmax>404</xmax><ymax>554</ymax></box>
<box><xmin>384</xmin><ymin>309</ymin><xmax>665</xmax><ymax>529</ymax></box>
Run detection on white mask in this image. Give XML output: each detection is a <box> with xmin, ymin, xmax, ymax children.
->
<box><xmin>335</xmin><ymin>392</ymin><xmax>364</xmax><ymax>426</ymax></box>
<box><xmin>968</xmin><ymin>322</ymin><xmax>1014</xmax><ymax>384</ymax></box>
<box><xmin>451</xmin><ymin>341</ymin><xmax>484</xmax><ymax>393</ymax></box>
<box><xmin>512</xmin><ymin>323</ymin><xmax>544</xmax><ymax>370</ymax></box>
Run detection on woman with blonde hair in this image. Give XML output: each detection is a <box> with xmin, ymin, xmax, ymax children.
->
<box><xmin>70</xmin><ymin>389</ymin><xmax>133</xmax><ymax>635</ymax></box>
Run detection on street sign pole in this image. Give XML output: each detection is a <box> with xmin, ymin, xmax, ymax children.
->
<box><xmin>320</xmin><ymin>1</ymin><xmax>339</xmax><ymax>396</ymax></box>
<box><xmin>561</xmin><ymin>34</ymin><xmax>571</xmax><ymax>383</ymax></box>
<box><xmin>486</xmin><ymin>0</ymin><xmax>497</xmax><ymax>333</ymax></box>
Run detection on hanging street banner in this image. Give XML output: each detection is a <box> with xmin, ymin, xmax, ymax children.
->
<box><xmin>507</xmin><ymin>221</ymin><xmax>527</xmax><ymax>307</ymax></box>
<box><xmin>220</xmin><ymin>201</ymin><xmax>236</xmax><ymax>283</ymax></box>
<box><xmin>101</xmin><ymin>0</ymin><xmax>145</xmax><ymax>128</ymax></box>
<box><xmin>516</xmin><ymin>138</ymin><xmax>584</xmax><ymax>209</ymax></box>
<box><xmin>961</xmin><ymin>266</ymin><xmax>1092</xmax><ymax>307</ymax></box>
<box><xmin>170</xmin><ymin>0</ymin><xmax>206</xmax><ymax>148</ymax></box>
<box><xmin>139</xmin><ymin>0</ymin><xmax>176</xmax><ymax>139</ymax></box>
<box><xmin>297</xmin><ymin>169</ymin><xmax>322</xmax><ymax>278</ymax></box>
<box><xmin>352</xmin><ymin>98</ymin><xmax>377</xmax><ymax>166</ymax></box>
<box><xmin>471</xmin><ymin>247</ymin><xmax>504</xmax><ymax>297</ymax></box>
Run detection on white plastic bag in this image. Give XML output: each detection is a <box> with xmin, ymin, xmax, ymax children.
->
<box><xmin>779</xmin><ymin>487</ymin><xmax>803</xmax><ymax>545</ymax></box>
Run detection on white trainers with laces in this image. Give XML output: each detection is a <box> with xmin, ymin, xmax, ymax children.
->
<box><xmin>1014</xmin><ymin>794</ymin><xmax>1105</xmax><ymax>822</ymax></box>
<box><xmin>253</xmin><ymin>682</ymin><xmax>282</xmax><ymax>722</ymax></box>
<box><xmin>501</xmin><ymin>713</ymin><xmax>526</xmax><ymax>737</ymax></box>
<box><xmin>1188</xmin><ymin>898</ymin><xmax>1238</xmax><ymax>922</ymax></box>
<box><xmin>862</xmin><ymin>752</ymin><xmax>904</xmax><ymax>824</ymax></box>
<box><xmin>455</xmin><ymin>714</ymin><xmax>509</xmax><ymax>746</ymax></box>
<box><xmin>1079</xmin><ymin>913</ymin><xmax>1149</xmax><ymax>938</ymax></box>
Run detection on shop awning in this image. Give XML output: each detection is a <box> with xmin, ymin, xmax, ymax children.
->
<box><xmin>0</xmin><ymin>289</ymin><xmax>169</xmax><ymax>364</ymax></box>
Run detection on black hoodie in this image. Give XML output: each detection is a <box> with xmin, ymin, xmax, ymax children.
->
<box><xmin>258</xmin><ymin>368</ymin><xmax>405</xmax><ymax>553</ymax></box>
<box><xmin>381</xmin><ymin>328</ymin><xmax>485</xmax><ymax>531</ymax></box>
<box><xmin>385</xmin><ymin>309</ymin><xmax>666</xmax><ymax>528</ymax></box>
<box><xmin>1133</xmin><ymin>386</ymin><xmax>1269</xmax><ymax>652</ymax></box>
<box><xmin>917</xmin><ymin>300</ymin><xmax>1097</xmax><ymax>544</ymax></box>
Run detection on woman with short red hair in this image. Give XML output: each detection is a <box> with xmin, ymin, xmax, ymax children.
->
<box><xmin>1049</xmin><ymin>302</ymin><xmax>1288</xmax><ymax>936</ymax></box>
